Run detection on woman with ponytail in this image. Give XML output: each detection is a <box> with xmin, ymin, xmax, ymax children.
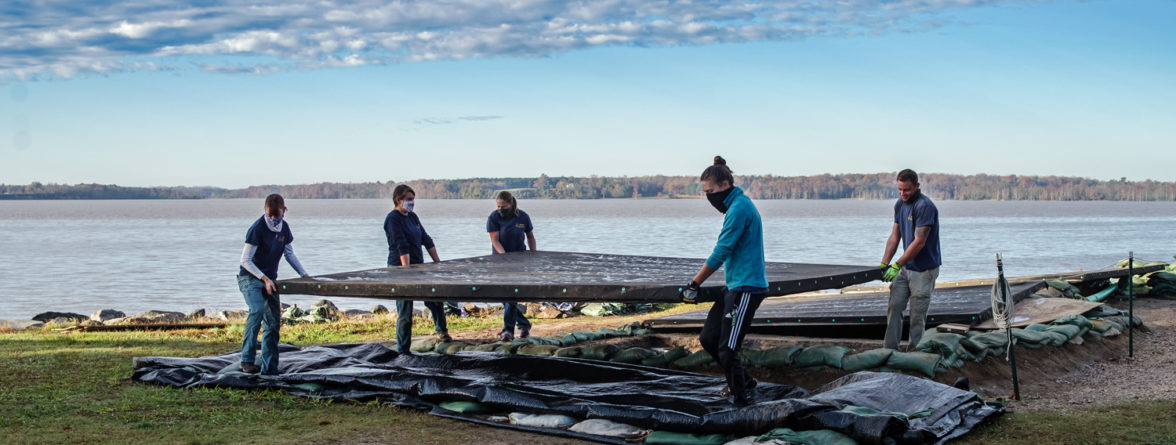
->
<box><xmin>677</xmin><ymin>156</ymin><xmax>768</xmax><ymax>406</ymax></box>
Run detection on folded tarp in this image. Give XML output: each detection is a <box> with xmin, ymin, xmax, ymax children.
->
<box><xmin>132</xmin><ymin>344</ymin><xmax>999</xmax><ymax>444</ymax></box>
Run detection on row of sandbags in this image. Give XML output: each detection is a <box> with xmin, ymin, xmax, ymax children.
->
<box><xmin>438</xmin><ymin>400</ymin><xmax>862</xmax><ymax>445</ymax></box>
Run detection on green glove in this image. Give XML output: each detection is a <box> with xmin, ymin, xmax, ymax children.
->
<box><xmin>882</xmin><ymin>263</ymin><xmax>901</xmax><ymax>282</ymax></box>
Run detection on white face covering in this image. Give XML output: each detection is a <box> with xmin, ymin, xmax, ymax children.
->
<box><xmin>263</xmin><ymin>214</ymin><xmax>284</xmax><ymax>232</ymax></box>
<box><xmin>403</xmin><ymin>200</ymin><xmax>415</xmax><ymax>213</ymax></box>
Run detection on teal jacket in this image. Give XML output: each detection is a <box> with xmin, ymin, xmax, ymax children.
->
<box><xmin>705</xmin><ymin>186</ymin><xmax>768</xmax><ymax>290</ymax></box>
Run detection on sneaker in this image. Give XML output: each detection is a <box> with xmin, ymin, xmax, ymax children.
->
<box><xmin>240</xmin><ymin>362</ymin><xmax>260</xmax><ymax>374</ymax></box>
<box><xmin>497</xmin><ymin>330</ymin><xmax>514</xmax><ymax>342</ymax></box>
<box><xmin>438</xmin><ymin>332</ymin><xmax>452</xmax><ymax>343</ymax></box>
<box><xmin>718</xmin><ymin>379</ymin><xmax>757</xmax><ymax>397</ymax></box>
<box><xmin>518</xmin><ymin>326</ymin><xmax>530</xmax><ymax>339</ymax></box>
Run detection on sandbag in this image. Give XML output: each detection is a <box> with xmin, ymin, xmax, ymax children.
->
<box><xmin>553</xmin><ymin>346</ymin><xmax>581</xmax><ymax>358</ymax></box>
<box><xmin>610</xmin><ymin>347</ymin><xmax>658</xmax><ymax>364</ymax></box>
<box><xmin>439</xmin><ymin>401</ymin><xmax>496</xmax><ymax>414</ymax></box>
<box><xmin>508</xmin><ymin>412</ymin><xmax>577</xmax><ymax>429</ymax></box>
<box><xmin>756</xmin><ymin>427</ymin><xmax>857</xmax><ymax>445</ymax></box>
<box><xmin>411</xmin><ymin>337</ymin><xmax>442</xmax><ymax>353</ymax></box>
<box><xmin>570</xmin><ymin>330</ymin><xmax>602</xmax><ymax>342</ymax></box>
<box><xmin>513</xmin><ymin>336</ymin><xmax>562</xmax><ymax>347</ymax></box>
<box><xmin>641</xmin><ymin>346</ymin><xmax>690</xmax><ymax>367</ymax></box>
<box><xmin>915</xmin><ymin>332</ymin><xmax>975</xmax><ymax>363</ymax></box>
<box><xmin>578</xmin><ymin>344</ymin><xmax>620</xmax><ymax>361</ymax></box>
<box><xmin>645</xmin><ymin>431</ymin><xmax>735</xmax><ymax>445</ymax></box>
<box><xmin>471</xmin><ymin>343</ymin><xmax>500</xmax><ymax>352</ymax></box>
<box><xmin>1045</xmin><ymin>324</ymin><xmax>1082</xmax><ymax>341</ymax></box>
<box><xmin>842</xmin><ymin>349</ymin><xmax>894</xmax><ymax>372</ymax></box>
<box><xmin>567</xmin><ymin>418</ymin><xmax>650</xmax><ymax>439</ymax></box>
<box><xmin>1054</xmin><ymin>314</ymin><xmax>1093</xmax><ymax>330</ymax></box>
<box><xmin>673</xmin><ymin>349</ymin><xmax>716</xmax><ymax>369</ymax></box>
<box><xmin>517</xmin><ymin>344</ymin><xmax>560</xmax><ymax>357</ymax></box>
<box><xmin>792</xmin><ymin>345</ymin><xmax>852</xmax><ymax>369</ymax></box>
<box><xmin>741</xmin><ymin>346</ymin><xmax>802</xmax><ymax>368</ymax></box>
<box><xmin>884</xmin><ymin>351</ymin><xmax>942</xmax><ymax>378</ymax></box>
<box><xmin>1012</xmin><ymin>328</ymin><xmax>1056</xmax><ymax>346</ymax></box>
<box><xmin>434</xmin><ymin>341</ymin><xmax>461</xmax><ymax>354</ymax></box>
<box><xmin>444</xmin><ymin>342</ymin><xmax>471</xmax><ymax>354</ymax></box>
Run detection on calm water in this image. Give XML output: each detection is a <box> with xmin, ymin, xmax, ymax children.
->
<box><xmin>1</xmin><ymin>199</ymin><xmax>1173</xmax><ymax>320</ymax></box>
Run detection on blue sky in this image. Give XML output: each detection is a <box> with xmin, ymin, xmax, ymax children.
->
<box><xmin>1</xmin><ymin>0</ymin><xmax>1173</xmax><ymax>188</ymax></box>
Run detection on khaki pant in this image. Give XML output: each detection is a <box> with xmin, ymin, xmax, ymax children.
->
<box><xmin>885</xmin><ymin>267</ymin><xmax>940</xmax><ymax>350</ymax></box>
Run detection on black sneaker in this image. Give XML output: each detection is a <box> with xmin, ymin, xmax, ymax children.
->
<box><xmin>240</xmin><ymin>362</ymin><xmax>260</xmax><ymax>374</ymax></box>
<box><xmin>438</xmin><ymin>332</ymin><xmax>452</xmax><ymax>343</ymax></box>
<box><xmin>519</xmin><ymin>326</ymin><xmax>530</xmax><ymax>339</ymax></box>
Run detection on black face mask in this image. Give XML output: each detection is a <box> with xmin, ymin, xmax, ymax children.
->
<box><xmin>903</xmin><ymin>189</ymin><xmax>922</xmax><ymax>205</ymax></box>
<box><xmin>706</xmin><ymin>188</ymin><xmax>733</xmax><ymax>213</ymax></box>
<box><xmin>498</xmin><ymin>208</ymin><xmax>517</xmax><ymax>219</ymax></box>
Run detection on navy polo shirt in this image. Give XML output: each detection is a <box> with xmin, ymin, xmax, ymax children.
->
<box><xmin>384</xmin><ymin>210</ymin><xmax>435</xmax><ymax>266</ymax></box>
<box><xmin>894</xmin><ymin>193</ymin><xmax>941</xmax><ymax>272</ymax></box>
<box><xmin>240</xmin><ymin>216</ymin><xmax>293</xmax><ymax>279</ymax></box>
<box><xmin>487</xmin><ymin>210</ymin><xmax>533</xmax><ymax>253</ymax></box>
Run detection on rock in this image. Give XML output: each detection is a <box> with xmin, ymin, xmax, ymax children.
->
<box><xmin>102</xmin><ymin>317</ymin><xmax>127</xmax><ymax>325</ymax></box>
<box><xmin>49</xmin><ymin>317</ymin><xmax>80</xmax><ymax>325</ymax></box>
<box><xmin>343</xmin><ymin>309</ymin><xmax>373</xmax><ymax>318</ymax></box>
<box><xmin>124</xmin><ymin>310</ymin><xmax>187</xmax><ymax>324</ymax></box>
<box><xmin>218</xmin><ymin>310</ymin><xmax>249</xmax><ymax>321</ymax></box>
<box><xmin>188</xmin><ymin>309</ymin><xmax>206</xmax><ymax>319</ymax></box>
<box><xmin>311</xmin><ymin>299</ymin><xmax>338</xmax><ymax>312</ymax></box>
<box><xmin>370</xmin><ymin>305</ymin><xmax>389</xmax><ymax>314</ymax></box>
<box><xmin>461</xmin><ymin>303</ymin><xmax>503</xmax><ymax>318</ymax></box>
<box><xmin>531</xmin><ymin>303</ymin><xmax>566</xmax><ymax>319</ymax></box>
<box><xmin>1</xmin><ymin>319</ymin><xmax>45</xmax><ymax>330</ymax></box>
<box><xmin>32</xmin><ymin>311</ymin><xmax>87</xmax><ymax>323</ymax></box>
<box><xmin>90</xmin><ymin>309</ymin><xmax>125</xmax><ymax>322</ymax></box>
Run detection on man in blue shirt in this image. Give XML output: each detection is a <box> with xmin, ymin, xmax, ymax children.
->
<box><xmin>879</xmin><ymin>169</ymin><xmax>942</xmax><ymax>351</ymax></box>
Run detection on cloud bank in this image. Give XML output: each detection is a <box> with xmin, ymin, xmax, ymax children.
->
<box><xmin>0</xmin><ymin>0</ymin><xmax>1018</xmax><ymax>79</ymax></box>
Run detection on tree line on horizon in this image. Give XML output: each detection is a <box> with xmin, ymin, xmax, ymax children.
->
<box><xmin>2</xmin><ymin>173</ymin><xmax>1174</xmax><ymax>201</ymax></box>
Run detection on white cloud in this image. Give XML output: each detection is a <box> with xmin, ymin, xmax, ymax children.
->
<box><xmin>0</xmin><ymin>0</ymin><xmax>1028</xmax><ymax>79</ymax></box>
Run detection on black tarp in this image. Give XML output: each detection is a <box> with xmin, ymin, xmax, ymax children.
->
<box><xmin>132</xmin><ymin>343</ymin><xmax>999</xmax><ymax>444</ymax></box>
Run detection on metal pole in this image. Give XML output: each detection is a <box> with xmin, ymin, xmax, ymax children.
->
<box><xmin>1129</xmin><ymin>251</ymin><xmax>1134</xmax><ymax>358</ymax></box>
<box><xmin>998</xmin><ymin>253</ymin><xmax>1021</xmax><ymax>401</ymax></box>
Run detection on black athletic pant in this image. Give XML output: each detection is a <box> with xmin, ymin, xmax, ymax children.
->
<box><xmin>699</xmin><ymin>287</ymin><xmax>766</xmax><ymax>403</ymax></box>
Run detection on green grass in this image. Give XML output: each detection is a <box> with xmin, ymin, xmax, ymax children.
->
<box><xmin>3</xmin><ymin>308</ymin><xmax>1174</xmax><ymax>444</ymax></box>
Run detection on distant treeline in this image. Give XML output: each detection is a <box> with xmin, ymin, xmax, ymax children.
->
<box><xmin>3</xmin><ymin>173</ymin><xmax>1175</xmax><ymax>201</ymax></box>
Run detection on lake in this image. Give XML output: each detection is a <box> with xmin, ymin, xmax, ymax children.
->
<box><xmin>1</xmin><ymin>199</ymin><xmax>1173</xmax><ymax>320</ymax></box>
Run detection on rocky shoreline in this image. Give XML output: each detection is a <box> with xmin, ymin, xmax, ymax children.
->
<box><xmin>0</xmin><ymin>300</ymin><xmax>637</xmax><ymax>331</ymax></box>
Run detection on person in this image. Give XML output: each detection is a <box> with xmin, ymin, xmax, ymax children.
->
<box><xmin>237</xmin><ymin>194</ymin><xmax>310</xmax><ymax>374</ymax></box>
<box><xmin>385</xmin><ymin>184</ymin><xmax>451</xmax><ymax>353</ymax></box>
<box><xmin>879</xmin><ymin>169</ymin><xmax>941</xmax><ymax>351</ymax></box>
<box><xmin>486</xmin><ymin>191</ymin><xmax>537</xmax><ymax>341</ymax></box>
<box><xmin>678</xmin><ymin>156</ymin><xmax>768</xmax><ymax>406</ymax></box>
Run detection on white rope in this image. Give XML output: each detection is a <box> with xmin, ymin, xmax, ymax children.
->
<box><xmin>991</xmin><ymin>253</ymin><xmax>1015</xmax><ymax>360</ymax></box>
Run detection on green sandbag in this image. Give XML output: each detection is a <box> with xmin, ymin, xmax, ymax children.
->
<box><xmin>1045</xmin><ymin>324</ymin><xmax>1082</xmax><ymax>340</ymax></box>
<box><xmin>756</xmin><ymin>427</ymin><xmax>856</xmax><ymax>445</ymax></box>
<box><xmin>517</xmin><ymin>344</ymin><xmax>560</xmax><ymax>356</ymax></box>
<box><xmin>581</xmin><ymin>303</ymin><xmax>630</xmax><ymax>317</ymax></box>
<box><xmin>962</xmin><ymin>331</ymin><xmax>1007</xmax><ymax>353</ymax></box>
<box><xmin>444</xmin><ymin>342</ymin><xmax>471</xmax><ymax>354</ymax></box>
<box><xmin>433</xmin><ymin>341</ymin><xmax>459</xmax><ymax>354</ymax></box>
<box><xmin>1054</xmin><ymin>314</ymin><xmax>1093</xmax><ymax>329</ymax></box>
<box><xmin>492</xmin><ymin>342</ymin><xmax>522</xmax><ymax>354</ymax></box>
<box><xmin>471</xmin><ymin>343</ymin><xmax>500</xmax><ymax>352</ymax></box>
<box><xmin>915</xmin><ymin>332</ymin><xmax>974</xmax><ymax>363</ymax></box>
<box><xmin>885</xmin><ymin>351</ymin><xmax>942</xmax><ymax>377</ymax></box>
<box><xmin>411</xmin><ymin>337</ymin><xmax>442</xmax><ymax>353</ymax></box>
<box><xmin>1046</xmin><ymin>279</ymin><xmax>1082</xmax><ymax>298</ymax></box>
<box><xmin>1011</xmin><ymin>328</ymin><xmax>1054</xmax><ymax>345</ymax></box>
<box><xmin>595</xmin><ymin>327</ymin><xmax>625</xmax><ymax>338</ymax></box>
<box><xmin>740</xmin><ymin>346</ymin><xmax>802</xmax><ymax>368</ymax></box>
<box><xmin>842</xmin><ymin>348</ymin><xmax>894</xmax><ymax>371</ymax></box>
<box><xmin>438</xmin><ymin>401</ymin><xmax>496</xmax><ymax>414</ymax></box>
<box><xmin>644</xmin><ymin>431</ymin><xmax>734</xmax><ymax>445</ymax></box>
<box><xmin>553</xmin><ymin>346</ymin><xmax>581</xmax><ymax>357</ymax></box>
<box><xmin>672</xmin><ymin>349</ymin><xmax>716</xmax><ymax>369</ymax></box>
<box><xmin>610</xmin><ymin>347</ymin><xmax>658</xmax><ymax>364</ymax></box>
<box><xmin>281</xmin><ymin>304</ymin><xmax>305</xmax><ymax>319</ymax></box>
<box><xmin>557</xmin><ymin>333</ymin><xmax>579</xmax><ymax>346</ymax></box>
<box><xmin>641</xmin><ymin>346</ymin><xmax>690</xmax><ymax>367</ymax></box>
<box><xmin>792</xmin><ymin>345</ymin><xmax>852</xmax><ymax>369</ymax></box>
<box><xmin>512</xmin><ymin>336</ymin><xmax>562</xmax><ymax>347</ymax></box>
<box><xmin>579</xmin><ymin>344</ymin><xmax>620</xmax><ymax>361</ymax></box>
<box><xmin>571</xmin><ymin>330</ymin><xmax>602</xmax><ymax>342</ymax></box>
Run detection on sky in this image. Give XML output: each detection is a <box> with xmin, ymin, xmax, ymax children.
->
<box><xmin>0</xmin><ymin>0</ymin><xmax>1173</xmax><ymax>188</ymax></box>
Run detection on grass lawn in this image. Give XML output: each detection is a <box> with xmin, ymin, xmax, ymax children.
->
<box><xmin>2</xmin><ymin>309</ymin><xmax>1174</xmax><ymax>444</ymax></box>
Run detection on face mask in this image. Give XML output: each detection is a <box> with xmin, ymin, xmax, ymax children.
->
<box><xmin>706</xmin><ymin>188</ymin><xmax>733</xmax><ymax>214</ymax></box>
<box><xmin>263</xmin><ymin>214</ymin><xmax>284</xmax><ymax>232</ymax></box>
<box><xmin>903</xmin><ymin>189</ymin><xmax>921</xmax><ymax>205</ymax></box>
<box><xmin>498</xmin><ymin>207</ymin><xmax>516</xmax><ymax>219</ymax></box>
<box><xmin>403</xmin><ymin>200</ymin><xmax>415</xmax><ymax>213</ymax></box>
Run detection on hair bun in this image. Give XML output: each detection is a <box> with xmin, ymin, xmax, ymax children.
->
<box><xmin>713</xmin><ymin>156</ymin><xmax>726</xmax><ymax>166</ymax></box>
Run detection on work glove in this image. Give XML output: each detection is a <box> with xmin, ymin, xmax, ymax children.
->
<box><xmin>679</xmin><ymin>280</ymin><xmax>701</xmax><ymax>304</ymax></box>
<box><xmin>882</xmin><ymin>263</ymin><xmax>901</xmax><ymax>282</ymax></box>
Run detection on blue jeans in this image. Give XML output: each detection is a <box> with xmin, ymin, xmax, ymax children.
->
<box><xmin>238</xmin><ymin>275</ymin><xmax>281</xmax><ymax>374</ymax></box>
<box><xmin>502</xmin><ymin>302</ymin><xmax>531</xmax><ymax>335</ymax></box>
<box><xmin>395</xmin><ymin>300</ymin><xmax>448</xmax><ymax>353</ymax></box>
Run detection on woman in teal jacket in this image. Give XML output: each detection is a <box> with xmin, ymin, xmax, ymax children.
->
<box><xmin>679</xmin><ymin>156</ymin><xmax>768</xmax><ymax>406</ymax></box>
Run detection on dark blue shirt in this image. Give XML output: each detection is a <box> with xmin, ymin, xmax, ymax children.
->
<box><xmin>384</xmin><ymin>210</ymin><xmax>435</xmax><ymax>266</ymax></box>
<box><xmin>487</xmin><ymin>210</ymin><xmax>533</xmax><ymax>253</ymax></box>
<box><xmin>894</xmin><ymin>193</ymin><xmax>941</xmax><ymax>272</ymax></box>
<box><xmin>239</xmin><ymin>216</ymin><xmax>293</xmax><ymax>279</ymax></box>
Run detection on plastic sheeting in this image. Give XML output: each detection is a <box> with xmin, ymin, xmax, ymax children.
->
<box><xmin>132</xmin><ymin>344</ymin><xmax>999</xmax><ymax>444</ymax></box>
